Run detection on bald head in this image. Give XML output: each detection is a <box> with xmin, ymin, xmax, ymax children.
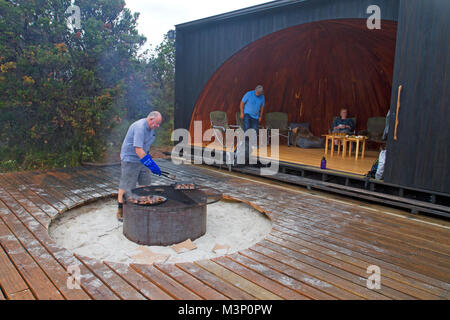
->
<box><xmin>147</xmin><ymin>111</ymin><xmax>163</xmax><ymax>129</ymax></box>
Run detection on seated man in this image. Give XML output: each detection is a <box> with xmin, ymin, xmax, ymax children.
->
<box><xmin>331</xmin><ymin>108</ymin><xmax>355</xmax><ymax>134</ymax></box>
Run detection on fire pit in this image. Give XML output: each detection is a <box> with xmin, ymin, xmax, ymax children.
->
<box><xmin>123</xmin><ymin>185</ymin><xmax>222</xmax><ymax>246</ymax></box>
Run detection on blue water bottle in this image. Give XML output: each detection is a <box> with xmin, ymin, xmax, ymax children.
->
<box><xmin>321</xmin><ymin>157</ymin><xmax>327</xmax><ymax>170</ymax></box>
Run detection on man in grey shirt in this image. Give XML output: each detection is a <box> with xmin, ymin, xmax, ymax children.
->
<box><xmin>117</xmin><ymin>111</ymin><xmax>163</xmax><ymax>221</ymax></box>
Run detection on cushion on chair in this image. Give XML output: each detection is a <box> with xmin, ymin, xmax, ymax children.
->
<box><xmin>289</xmin><ymin>122</ymin><xmax>310</xmax><ymax>131</ymax></box>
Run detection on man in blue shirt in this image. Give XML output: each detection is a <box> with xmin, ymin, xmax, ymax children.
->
<box><xmin>117</xmin><ymin>111</ymin><xmax>163</xmax><ymax>222</ymax></box>
<box><xmin>240</xmin><ymin>85</ymin><xmax>265</xmax><ymax>132</ymax></box>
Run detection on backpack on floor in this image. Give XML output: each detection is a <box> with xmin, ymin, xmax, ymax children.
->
<box><xmin>366</xmin><ymin>160</ymin><xmax>379</xmax><ymax>179</ymax></box>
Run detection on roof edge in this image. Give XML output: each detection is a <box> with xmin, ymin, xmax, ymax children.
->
<box><xmin>175</xmin><ymin>0</ymin><xmax>310</xmax><ymax>29</ymax></box>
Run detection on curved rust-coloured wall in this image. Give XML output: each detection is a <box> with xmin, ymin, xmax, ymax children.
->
<box><xmin>189</xmin><ymin>19</ymin><xmax>397</xmax><ymax>137</ymax></box>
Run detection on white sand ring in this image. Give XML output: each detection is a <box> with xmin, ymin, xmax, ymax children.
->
<box><xmin>49</xmin><ymin>198</ymin><xmax>272</xmax><ymax>265</ymax></box>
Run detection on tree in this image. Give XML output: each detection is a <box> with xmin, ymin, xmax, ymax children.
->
<box><xmin>0</xmin><ymin>0</ymin><xmax>148</xmax><ymax>169</ymax></box>
<box><xmin>147</xmin><ymin>33</ymin><xmax>175</xmax><ymax>146</ymax></box>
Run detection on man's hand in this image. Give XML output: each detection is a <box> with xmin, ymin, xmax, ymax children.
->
<box><xmin>240</xmin><ymin>113</ymin><xmax>244</xmax><ymax>120</ymax></box>
<box><xmin>258</xmin><ymin>116</ymin><xmax>262</xmax><ymax>123</ymax></box>
<box><xmin>140</xmin><ymin>153</ymin><xmax>161</xmax><ymax>176</ymax></box>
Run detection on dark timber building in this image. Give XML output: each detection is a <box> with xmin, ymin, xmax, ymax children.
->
<box><xmin>174</xmin><ymin>0</ymin><xmax>449</xmax><ymax>214</ymax></box>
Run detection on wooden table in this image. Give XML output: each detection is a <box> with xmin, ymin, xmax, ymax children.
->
<box><xmin>323</xmin><ymin>134</ymin><xmax>347</xmax><ymax>157</ymax></box>
<box><xmin>343</xmin><ymin>136</ymin><xmax>368</xmax><ymax>160</ymax></box>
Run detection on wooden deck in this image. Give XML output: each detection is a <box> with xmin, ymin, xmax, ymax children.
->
<box><xmin>190</xmin><ymin>143</ymin><xmax>378</xmax><ymax>175</ymax></box>
<box><xmin>254</xmin><ymin>145</ymin><xmax>379</xmax><ymax>175</ymax></box>
<box><xmin>0</xmin><ymin>160</ymin><xmax>449</xmax><ymax>300</ymax></box>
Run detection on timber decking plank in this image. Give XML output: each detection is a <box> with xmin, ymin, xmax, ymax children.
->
<box><xmin>44</xmin><ymin>172</ymin><xmax>102</xmax><ymax>205</ymax></box>
<box><xmin>155</xmin><ymin>263</ymin><xmax>229</xmax><ymax>300</ymax></box>
<box><xmin>131</xmin><ymin>264</ymin><xmax>202</xmax><ymax>300</ymax></box>
<box><xmin>0</xmin><ymin>182</ymin><xmax>118</xmax><ymax>300</ymax></box>
<box><xmin>277</xmin><ymin>207</ymin><xmax>450</xmax><ymax>267</ymax></box>
<box><xmin>199</xmin><ymin>160</ymin><xmax>450</xmax><ymax>243</ymax></box>
<box><xmin>270</xmin><ymin>229</ymin><xmax>450</xmax><ymax>299</ymax></box>
<box><xmin>70</xmin><ymin>168</ymin><xmax>118</xmax><ymax>197</ymax></box>
<box><xmin>25</xmin><ymin>171</ymin><xmax>79</xmax><ymax>210</ymax></box>
<box><xmin>0</xmin><ymin>219</ymin><xmax>63</xmax><ymax>300</ymax></box>
<box><xmin>3</xmin><ymin>173</ymin><xmax>60</xmax><ymax>219</ymax></box>
<box><xmin>76</xmin><ymin>255</ymin><xmax>146</xmax><ymax>300</ymax></box>
<box><xmin>240</xmin><ymin>248</ymin><xmax>363</xmax><ymax>300</ymax></box>
<box><xmin>176</xmin><ymin>262</ymin><xmax>256</xmax><ymax>300</ymax></box>
<box><xmin>48</xmin><ymin>169</ymin><xmax>104</xmax><ymax>201</ymax></box>
<box><xmin>277</xmin><ymin>189</ymin><xmax>450</xmax><ymax>244</ymax></box>
<box><xmin>0</xmin><ymin>245</ymin><xmax>30</xmax><ymax>299</ymax></box>
<box><xmin>275</xmin><ymin>217</ymin><xmax>450</xmax><ymax>285</ymax></box>
<box><xmin>88</xmin><ymin>166</ymin><xmax>121</xmax><ymax>186</ymax></box>
<box><xmin>104</xmin><ymin>261</ymin><xmax>173</xmax><ymax>300</ymax></box>
<box><xmin>212</xmin><ymin>256</ymin><xmax>310</xmax><ymax>300</ymax></box>
<box><xmin>0</xmin><ymin>175</ymin><xmax>52</xmax><ymax>228</ymax></box>
<box><xmin>264</xmin><ymin>235</ymin><xmax>430</xmax><ymax>300</ymax></box>
<box><xmin>75</xmin><ymin>167</ymin><xmax>119</xmax><ymax>194</ymax></box>
<box><xmin>8</xmin><ymin>289</ymin><xmax>35</xmax><ymax>300</ymax></box>
<box><xmin>37</xmin><ymin>172</ymin><xmax>85</xmax><ymax>205</ymax></box>
<box><xmin>252</xmin><ymin>242</ymin><xmax>390</xmax><ymax>300</ymax></box>
<box><xmin>2</xmin><ymin>207</ymin><xmax>119</xmax><ymax>300</ymax></box>
<box><xmin>273</xmin><ymin>224</ymin><xmax>450</xmax><ymax>294</ymax></box>
<box><xmin>13</xmin><ymin>172</ymin><xmax>67</xmax><ymax>213</ymax></box>
<box><xmin>0</xmin><ymin>163</ymin><xmax>448</xmax><ymax>301</ymax></box>
<box><xmin>0</xmin><ymin>198</ymin><xmax>90</xmax><ymax>300</ymax></box>
<box><xmin>228</xmin><ymin>253</ymin><xmax>337</xmax><ymax>300</ymax></box>
<box><xmin>194</xmin><ymin>260</ymin><xmax>282</xmax><ymax>300</ymax></box>
<box><xmin>248</xmin><ymin>190</ymin><xmax>450</xmax><ymax>261</ymax></box>
<box><xmin>274</xmin><ymin>213</ymin><xmax>450</xmax><ymax>282</ymax></box>
<box><xmin>279</xmin><ymin>199</ymin><xmax>450</xmax><ymax>255</ymax></box>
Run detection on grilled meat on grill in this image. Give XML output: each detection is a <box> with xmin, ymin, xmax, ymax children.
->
<box><xmin>175</xmin><ymin>183</ymin><xmax>195</xmax><ymax>190</ymax></box>
<box><xmin>128</xmin><ymin>195</ymin><xmax>166</xmax><ymax>205</ymax></box>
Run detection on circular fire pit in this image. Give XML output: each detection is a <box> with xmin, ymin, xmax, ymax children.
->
<box><xmin>123</xmin><ymin>185</ymin><xmax>222</xmax><ymax>246</ymax></box>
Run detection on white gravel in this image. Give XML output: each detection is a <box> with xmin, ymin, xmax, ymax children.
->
<box><xmin>49</xmin><ymin>198</ymin><xmax>272</xmax><ymax>264</ymax></box>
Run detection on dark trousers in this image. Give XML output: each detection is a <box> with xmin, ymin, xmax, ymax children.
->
<box><xmin>243</xmin><ymin>114</ymin><xmax>259</xmax><ymax>132</ymax></box>
<box><xmin>243</xmin><ymin>114</ymin><xmax>259</xmax><ymax>164</ymax></box>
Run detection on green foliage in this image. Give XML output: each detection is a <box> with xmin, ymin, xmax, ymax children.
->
<box><xmin>147</xmin><ymin>34</ymin><xmax>175</xmax><ymax>147</ymax></box>
<box><xmin>0</xmin><ymin>0</ymin><xmax>176</xmax><ymax>171</ymax></box>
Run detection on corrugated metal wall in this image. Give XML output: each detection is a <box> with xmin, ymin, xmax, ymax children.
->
<box><xmin>384</xmin><ymin>0</ymin><xmax>450</xmax><ymax>194</ymax></box>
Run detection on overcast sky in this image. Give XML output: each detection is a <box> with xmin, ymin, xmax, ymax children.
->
<box><xmin>125</xmin><ymin>0</ymin><xmax>269</xmax><ymax>50</ymax></box>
